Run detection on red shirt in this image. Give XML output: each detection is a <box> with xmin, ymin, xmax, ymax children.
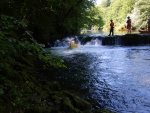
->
<box><xmin>110</xmin><ymin>22</ymin><xmax>114</xmax><ymax>27</ymax></box>
<box><xmin>127</xmin><ymin>19</ymin><xmax>131</xmax><ymax>25</ymax></box>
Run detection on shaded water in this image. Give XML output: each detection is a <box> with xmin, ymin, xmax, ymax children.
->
<box><xmin>50</xmin><ymin>45</ymin><xmax>150</xmax><ymax>113</ymax></box>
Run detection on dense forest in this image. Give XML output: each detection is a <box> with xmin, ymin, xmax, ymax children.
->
<box><xmin>0</xmin><ymin>0</ymin><xmax>103</xmax><ymax>44</ymax></box>
<box><xmin>0</xmin><ymin>0</ymin><xmax>150</xmax><ymax>113</ymax></box>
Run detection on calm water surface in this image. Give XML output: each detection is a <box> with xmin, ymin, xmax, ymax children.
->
<box><xmin>50</xmin><ymin>45</ymin><xmax>150</xmax><ymax>113</ymax></box>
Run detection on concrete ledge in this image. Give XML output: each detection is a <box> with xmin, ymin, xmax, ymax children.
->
<box><xmin>102</xmin><ymin>34</ymin><xmax>150</xmax><ymax>46</ymax></box>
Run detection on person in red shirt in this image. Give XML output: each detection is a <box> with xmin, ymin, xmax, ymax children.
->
<box><xmin>126</xmin><ymin>16</ymin><xmax>132</xmax><ymax>33</ymax></box>
<box><xmin>108</xmin><ymin>20</ymin><xmax>114</xmax><ymax>36</ymax></box>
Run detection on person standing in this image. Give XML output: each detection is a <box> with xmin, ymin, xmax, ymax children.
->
<box><xmin>147</xmin><ymin>16</ymin><xmax>150</xmax><ymax>33</ymax></box>
<box><xmin>126</xmin><ymin>16</ymin><xmax>132</xmax><ymax>33</ymax></box>
<box><xmin>108</xmin><ymin>19</ymin><xmax>114</xmax><ymax>36</ymax></box>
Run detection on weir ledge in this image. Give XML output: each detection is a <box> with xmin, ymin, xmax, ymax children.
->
<box><xmin>102</xmin><ymin>34</ymin><xmax>150</xmax><ymax>46</ymax></box>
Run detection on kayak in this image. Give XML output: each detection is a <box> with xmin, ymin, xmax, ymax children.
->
<box><xmin>138</xmin><ymin>30</ymin><xmax>149</xmax><ymax>34</ymax></box>
<box><xmin>69</xmin><ymin>41</ymin><xmax>78</xmax><ymax>48</ymax></box>
<box><xmin>118</xmin><ymin>28</ymin><xmax>128</xmax><ymax>31</ymax></box>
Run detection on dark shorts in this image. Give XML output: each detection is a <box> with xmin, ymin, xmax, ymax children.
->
<box><xmin>127</xmin><ymin>25</ymin><xmax>131</xmax><ymax>29</ymax></box>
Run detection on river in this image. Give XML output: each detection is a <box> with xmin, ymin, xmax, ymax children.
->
<box><xmin>50</xmin><ymin>34</ymin><xmax>150</xmax><ymax>113</ymax></box>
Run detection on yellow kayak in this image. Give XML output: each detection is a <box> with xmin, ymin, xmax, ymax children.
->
<box><xmin>138</xmin><ymin>30</ymin><xmax>149</xmax><ymax>34</ymax></box>
<box><xmin>69</xmin><ymin>41</ymin><xmax>78</xmax><ymax>48</ymax></box>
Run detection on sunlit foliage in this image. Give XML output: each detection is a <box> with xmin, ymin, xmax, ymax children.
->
<box><xmin>97</xmin><ymin>0</ymin><xmax>150</xmax><ymax>30</ymax></box>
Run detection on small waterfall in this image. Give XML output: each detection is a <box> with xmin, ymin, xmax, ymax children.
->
<box><xmin>83</xmin><ymin>38</ymin><xmax>102</xmax><ymax>45</ymax></box>
<box><xmin>115</xmin><ymin>36</ymin><xmax>121</xmax><ymax>45</ymax></box>
<box><xmin>53</xmin><ymin>34</ymin><xmax>104</xmax><ymax>47</ymax></box>
<box><xmin>54</xmin><ymin>36</ymin><xmax>80</xmax><ymax>47</ymax></box>
<box><xmin>53</xmin><ymin>33</ymin><xmax>150</xmax><ymax>47</ymax></box>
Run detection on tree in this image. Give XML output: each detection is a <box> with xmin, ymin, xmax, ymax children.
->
<box><xmin>83</xmin><ymin>6</ymin><xmax>104</xmax><ymax>30</ymax></box>
<box><xmin>100</xmin><ymin>0</ymin><xmax>111</xmax><ymax>7</ymax></box>
<box><xmin>134</xmin><ymin>0</ymin><xmax>150</xmax><ymax>28</ymax></box>
<box><xmin>0</xmin><ymin>0</ymin><xmax>97</xmax><ymax>43</ymax></box>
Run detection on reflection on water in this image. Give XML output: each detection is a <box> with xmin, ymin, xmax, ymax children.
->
<box><xmin>50</xmin><ymin>45</ymin><xmax>150</xmax><ymax>113</ymax></box>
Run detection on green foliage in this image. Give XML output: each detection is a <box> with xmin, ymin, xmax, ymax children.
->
<box><xmin>134</xmin><ymin>0</ymin><xmax>150</xmax><ymax>28</ymax></box>
<box><xmin>0</xmin><ymin>14</ymin><xmax>30</xmax><ymax>40</ymax></box>
<box><xmin>100</xmin><ymin>0</ymin><xmax>111</xmax><ymax>7</ymax></box>
<box><xmin>98</xmin><ymin>0</ymin><xmax>142</xmax><ymax>30</ymax></box>
<box><xmin>0</xmin><ymin>0</ymin><xmax>101</xmax><ymax>43</ymax></box>
<box><xmin>0</xmin><ymin>14</ymin><xmax>66</xmax><ymax>69</ymax></box>
<box><xmin>84</xmin><ymin>6</ymin><xmax>104</xmax><ymax>29</ymax></box>
<box><xmin>0</xmin><ymin>14</ymin><xmax>66</xmax><ymax>112</ymax></box>
<box><xmin>0</xmin><ymin>2</ymin><xmax>114</xmax><ymax>113</ymax></box>
<box><xmin>0</xmin><ymin>86</ymin><xmax>4</xmax><ymax>95</ymax></box>
<box><xmin>97</xmin><ymin>0</ymin><xmax>150</xmax><ymax>30</ymax></box>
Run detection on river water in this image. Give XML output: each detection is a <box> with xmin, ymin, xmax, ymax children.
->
<box><xmin>50</xmin><ymin>40</ymin><xmax>150</xmax><ymax>113</ymax></box>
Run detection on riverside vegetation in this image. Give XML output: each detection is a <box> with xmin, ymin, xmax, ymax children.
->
<box><xmin>1</xmin><ymin>0</ymin><xmax>149</xmax><ymax>112</ymax></box>
<box><xmin>0</xmin><ymin>15</ymin><xmax>112</xmax><ymax>113</ymax></box>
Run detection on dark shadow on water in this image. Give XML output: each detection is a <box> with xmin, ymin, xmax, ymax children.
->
<box><xmin>51</xmin><ymin>53</ymin><xmax>93</xmax><ymax>91</ymax></box>
<box><xmin>51</xmin><ymin>53</ymin><xmax>105</xmax><ymax>109</ymax></box>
